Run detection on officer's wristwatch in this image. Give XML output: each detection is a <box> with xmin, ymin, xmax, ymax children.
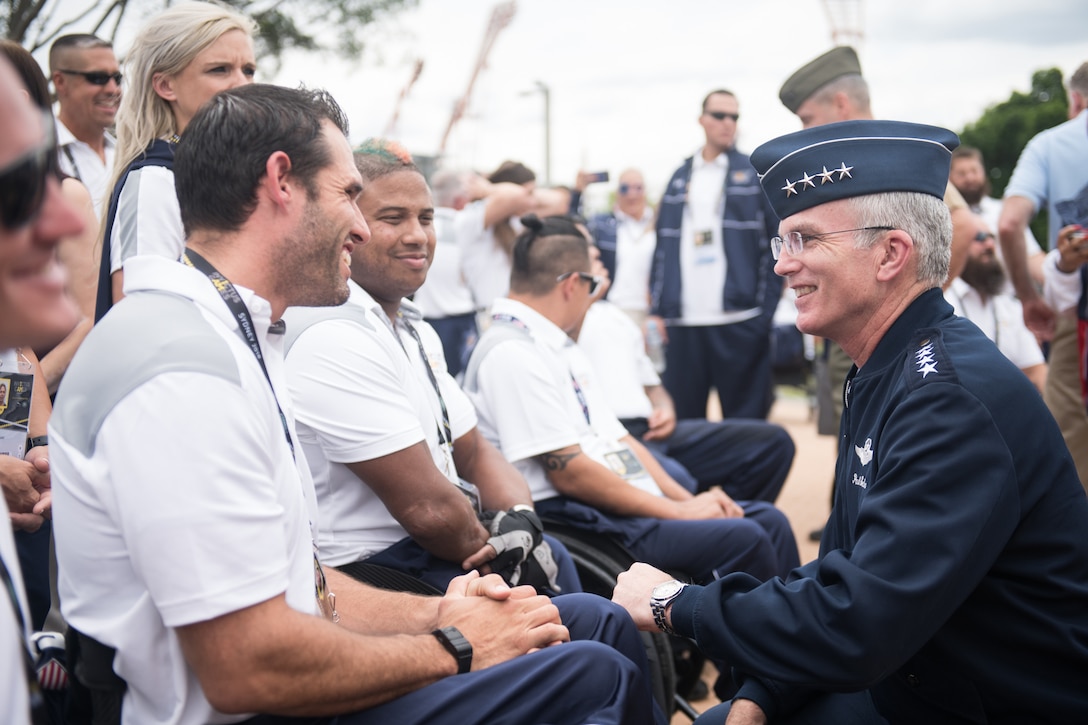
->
<box><xmin>650</xmin><ymin>579</ymin><xmax>688</xmax><ymax>636</ymax></box>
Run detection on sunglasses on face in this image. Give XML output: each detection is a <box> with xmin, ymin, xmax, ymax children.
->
<box><xmin>0</xmin><ymin>111</ymin><xmax>56</xmax><ymax>230</ymax></box>
<box><xmin>618</xmin><ymin>183</ymin><xmax>643</xmax><ymax>195</ymax></box>
<box><xmin>705</xmin><ymin>111</ymin><xmax>739</xmax><ymax>122</ymax></box>
<box><xmin>556</xmin><ymin>271</ymin><xmax>603</xmax><ymax>296</ymax></box>
<box><xmin>972</xmin><ymin>231</ymin><xmax>995</xmax><ymax>243</ymax></box>
<box><xmin>58</xmin><ymin>69</ymin><xmax>123</xmax><ymax>86</ymax></box>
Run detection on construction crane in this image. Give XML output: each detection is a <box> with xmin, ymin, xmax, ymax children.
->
<box><xmin>820</xmin><ymin>0</ymin><xmax>864</xmax><ymax>48</ymax></box>
<box><xmin>437</xmin><ymin>1</ymin><xmax>517</xmax><ymax>156</ymax></box>
<box><xmin>383</xmin><ymin>58</ymin><xmax>425</xmax><ymax>138</ymax></box>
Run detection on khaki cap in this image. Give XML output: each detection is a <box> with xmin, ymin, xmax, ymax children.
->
<box><xmin>779</xmin><ymin>46</ymin><xmax>862</xmax><ymax>113</ymax></box>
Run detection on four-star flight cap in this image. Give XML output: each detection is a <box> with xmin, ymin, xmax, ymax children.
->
<box><xmin>750</xmin><ymin>119</ymin><xmax>959</xmax><ymax>220</ymax></box>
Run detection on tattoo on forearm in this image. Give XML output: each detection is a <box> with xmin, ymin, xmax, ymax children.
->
<box><xmin>539</xmin><ymin>451</ymin><xmax>580</xmax><ymax>472</ymax></box>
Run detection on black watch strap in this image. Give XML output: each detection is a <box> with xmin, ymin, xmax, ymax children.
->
<box><xmin>432</xmin><ymin>626</ymin><xmax>472</xmax><ymax>674</ymax></box>
<box><xmin>26</xmin><ymin>435</ymin><xmax>48</xmax><ymax>451</ymax></box>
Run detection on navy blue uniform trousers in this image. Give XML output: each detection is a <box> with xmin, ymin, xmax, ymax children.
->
<box><xmin>662</xmin><ymin>317</ymin><xmax>774</xmax><ymax>420</ymax></box>
<box><xmin>624</xmin><ymin>417</ymin><xmax>794</xmax><ymax>503</ymax></box>
<box><xmin>536</xmin><ymin>496</ymin><xmax>799</xmax><ymax>583</ymax></box>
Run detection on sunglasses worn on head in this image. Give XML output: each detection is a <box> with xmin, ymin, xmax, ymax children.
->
<box><xmin>0</xmin><ymin>111</ymin><xmax>56</xmax><ymax>230</ymax></box>
<box><xmin>706</xmin><ymin>111</ymin><xmax>739</xmax><ymax>122</ymax></box>
<box><xmin>58</xmin><ymin>69</ymin><xmax>123</xmax><ymax>86</ymax></box>
<box><xmin>618</xmin><ymin>183</ymin><xmax>643</xmax><ymax>195</ymax></box>
<box><xmin>556</xmin><ymin>271</ymin><xmax>603</xmax><ymax>296</ymax></box>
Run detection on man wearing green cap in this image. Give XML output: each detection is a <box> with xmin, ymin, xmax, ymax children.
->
<box><xmin>614</xmin><ymin>119</ymin><xmax>1088</xmax><ymax>725</ymax></box>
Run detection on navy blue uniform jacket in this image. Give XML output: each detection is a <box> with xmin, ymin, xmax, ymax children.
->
<box><xmin>670</xmin><ymin>289</ymin><xmax>1088</xmax><ymax>723</ymax></box>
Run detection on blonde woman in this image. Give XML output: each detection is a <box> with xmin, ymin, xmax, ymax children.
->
<box><xmin>95</xmin><ymin>1</ymin><xmax>256</xmax><ymax>320</ymax></box>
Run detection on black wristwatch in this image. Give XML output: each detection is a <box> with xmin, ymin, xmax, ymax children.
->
<box><xmin>432</xmin><ymin>626</ymin><xmax>473</xmax><ymax>674</ymax></box>
<box><xmin>26</xmin><ymin>435</ymin><xmax>48</xmax><ymax>451</ymax></box>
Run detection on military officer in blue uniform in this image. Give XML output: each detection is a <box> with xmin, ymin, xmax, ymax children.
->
<box><xmin>614</xmin><ymin>119</ymin><xmax>1088</xmax><ymax>724</ymax></box>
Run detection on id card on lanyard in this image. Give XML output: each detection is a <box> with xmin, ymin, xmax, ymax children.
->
<box><xmin>0</xmin><ymin>352</ymin><xmax>34</xmax><ymax>457</ymax></box>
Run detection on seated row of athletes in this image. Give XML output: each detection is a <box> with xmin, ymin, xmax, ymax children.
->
<box><xmin>164</xmin><ymin>122</ymin><xmax>799</xmax><ymax>710</ymax></box>
<box><xmin>280</xmin><ymin>138</ymin><xmax>800</xmax><ymax>683</ymax></box>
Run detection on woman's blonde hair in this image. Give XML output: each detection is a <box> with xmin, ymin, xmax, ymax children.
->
<box><xmin>106</xmin><ymin>1</ymin><xmax>256</xmax><ymax>198</ymax></box>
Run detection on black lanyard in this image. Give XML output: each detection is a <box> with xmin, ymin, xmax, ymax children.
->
<box><xmin>0</xmin><ymin>554</ymin><xmax>46</xmax><ymax>723</ymax></box>
<box><xmin>399</xmin><ymin>315</ymin><xmax>454</xmax><ymax>454</ymax></box>
<box><xmin>181</xmin><ymin>249</ymin><xmax>295</xmax><ymax>458</ymax></box>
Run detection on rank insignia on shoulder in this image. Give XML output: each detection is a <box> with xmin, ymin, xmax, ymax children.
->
<box><xmin>906</xmin><ymin>331</ymin><xmax>955</xmax><ymax>387</ymax></box>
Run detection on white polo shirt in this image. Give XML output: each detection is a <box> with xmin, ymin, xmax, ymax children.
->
<box><xmin>608</xmin><ymin>207</ymin><xmax>657</xmax><ymax>314</ymax></box>
<box><xmin>50</xmin><ymin>255</ymin><xmax>319</xmax><ymax>725</ymax></box>
<box><xmin>55</xmin><ymin>118</ymin><xmax>115</xmax><ymax>219</ymax></box>
<box><xmin>459</xmin><ymin>201</ymin><xmax>514</xmax><ymax>312</ymax></box>
<box><xmin>109</xmin><ymin>164</ymin><xmax>184</xmax><ymax>273</ymax></box>
<box><xmin>578</xmin><ymin>301</ymin><xmax>658</xmax><ymax>419</ymax></box>
<box><xmin>284</xmin><ymin>283</ymin><xmax>477</xmax><ymax>566</ymax></box>
<box><xmin>469</xmin><ymin>298</ymin><xmax>662</xmax><ymax>501</ymax></box>
<box><xmin>0</xmin><ymin>492</ymin><xmax>31</xmax><ymax>725</ymax></box>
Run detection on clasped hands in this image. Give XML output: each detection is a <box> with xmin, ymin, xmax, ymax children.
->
<box><xmin>436</xmin><ymin>570</ymin><xmax>568</xmax><ymax>672</ymax></box>
<box><xmin>2</xmin><ymin>446</ymin><xmax>51</xmax><ymax>532</ymax></box>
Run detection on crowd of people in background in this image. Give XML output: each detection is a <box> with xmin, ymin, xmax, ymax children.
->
<box><xmin>0</xmin><ymin>1</ymin><xmax>1087</xmax><ymax>723</ymax></box>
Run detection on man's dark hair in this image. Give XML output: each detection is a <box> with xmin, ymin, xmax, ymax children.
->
<box><xmin>174</xmin><ymin>84</ymin><xmax>349</xmax><ymax>235</ymax></box>
<box><xmin>48</xmin><ymin>34</ymin><xmax>112</xmax><ymax>71</ymax></box>
<box><xmin>702</xmin><ymin>88</ymin><xmax>736</xmax><ymax>112</ymax></box>
<box><xmin>488</xmin><ymin>160</ymin><xmax>535</xmax><ymax>185</ymax></box>
<box><xmin>510</xmin><ymin>214</ymin><xmax>590</xmax><ymax>295</ymax></box>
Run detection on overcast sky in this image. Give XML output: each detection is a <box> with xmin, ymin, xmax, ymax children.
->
<box><xmin>67</xmin><ymin>0</ymin><xmax>1088</xmax><ymax>211</ymax></box>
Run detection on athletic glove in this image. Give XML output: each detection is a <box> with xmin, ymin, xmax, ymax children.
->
<box><xmin>478</xmin><ymin>506</ymin><xmax>544</xmax><ymax>587</ymax></box>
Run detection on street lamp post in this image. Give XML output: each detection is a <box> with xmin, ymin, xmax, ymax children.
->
<box><xmin>522</xmin><ymin>80</ymin><xmax>551</xmax><ymax>185</ymax></box>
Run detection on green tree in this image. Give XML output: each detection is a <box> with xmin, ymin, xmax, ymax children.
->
<box><xmin>959</xmin><ymin>67</ymin><xmax>1070</xmax><ymax>247</ymax></box>
<box><xmin>3</xmin><ymin>0</ymin><xmax>414</xmax><ymax>63</ymax></box>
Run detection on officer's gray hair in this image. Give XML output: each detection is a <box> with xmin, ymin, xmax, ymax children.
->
<box><xmin>845</xmin><ymin>191</ymin><xmax>951</xmax><ymax>288</ymax></box>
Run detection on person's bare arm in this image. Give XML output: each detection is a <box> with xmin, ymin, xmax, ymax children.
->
<box><xmin>40</xmin><ymin>178</ymin><xmax>99</xmax><ymax>393</ymax></box>
<box><xmin>110</xmin><ymin>269</ymin><xmax>124</xmax><ymax>306</ymax></box>
<box><xmin>642</xmin><ymin>385</ymin><xmax>677</xmax><ymax>442</ymax></box>
<box><xmin>621</xmin><ymin>434</ymin><xmax>743</xmax><ymax>517</ymax></box>
<box><xmin>345</xmin><ymin>442</ymin><xmax>489</xmax><ymax>562</ymax></box>
<box><xmin>176</xmin><ymin>573</ymin><xmax>568</xmax><ymax>717</ymax></box>
<box><xmin>1021</xmin><ymin>363</ymin><xmax>1047</xmax><ymax>395</ymax></box>
<box><xmin>999</xmin><ymin>196</ymin><xmax>1056</xmax><ymax>338</ymax></box>
<box><xmin>452</xmin><ymin>426</ymin><xmax>530</xmax><ymax>512</ymax></box>
<box><xmin>482</xmin><ymin>182</ymin><xmax>535</xmax><ymax>230</ymax></box>
<box><xmin>11</xmin><ymin>349</ymin><xmax>53</xmax><ymax>530</ymax></box>
<box><xmin>539</xmin><ymin>444</ymin><xmax>732</xmax><ymax>520</ymax></box>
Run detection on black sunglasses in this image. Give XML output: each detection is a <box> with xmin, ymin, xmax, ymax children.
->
<box><xmin>0</xmin><ymin>112</ymin><xmax>56</xmax><ymax>230</ymax></box>
<box><xmin>705</xmin><ymin>111</ymin><xmax>739</xmax><ymax>122</ymax></box>
<box><xmin>618</xmin><ymin>183</ymin><xmax>643</xmax><ymax>195</ymax></box>
<box><xmin>556</xmin><ymin>271</ymin><xmax>603</xmax><ymax>296</ymax></box>
<box><xmin>57</xmin><ymin>69</ymin><xmax>123</xmax><ymax>86</ymax></box>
